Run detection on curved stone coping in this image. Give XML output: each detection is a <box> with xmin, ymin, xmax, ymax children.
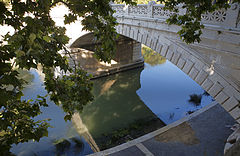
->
<box><xmin>88</xmin><ymin>101</ymin><xmax>219</xmax><ymax>156</ymax></box>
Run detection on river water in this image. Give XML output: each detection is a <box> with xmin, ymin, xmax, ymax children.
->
<box><xmin>11</xmin><ymin>48</ymin><xmax>213</xmax><ymax>155</ymax></box>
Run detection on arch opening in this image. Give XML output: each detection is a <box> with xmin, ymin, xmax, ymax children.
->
<box><xmin>70</xmin><ymin>32</ymin><xmax>144</xmax><ymax>78</ymax></box>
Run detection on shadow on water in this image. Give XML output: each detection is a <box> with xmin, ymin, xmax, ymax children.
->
<box><xmin>53</xmin><ymin>137</ymin><xmax>85</xmax><ymax>156</ymax></box>
<box><xmin>78</xmin><ymin>67</ymin><xmax>166</xmax><ymax>150</ymax></box>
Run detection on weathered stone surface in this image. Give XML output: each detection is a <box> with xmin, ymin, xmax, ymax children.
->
<box><xmin>160</xmin><ymin>45</ymin><xmax>169</xmax><ymax>57</ymax></box>
<box><xmin>189</xmin><ymin>67</ymin><xmax>199</xmax><ymax>80</ymax></box>
<box><xmin>195</xmin><ymin>70</ymin><xmax>208</xmax><ymax>85</ymax></box>
<box><xmin>201</xmin><ymin>78</ymin><xmax>214</xmax><ymax>91</ymax></box>
<box><xmin>222</xmin><ymin>97</ymin><xmax>240</xmax><ymax>112</ymax></box>
<box><xmin>137</xmin><ymin>33</ymin><xmax>143</xmax><ymax>43</ymax></box>
<box><xmin>182</xmin><ymin>60</ymin><xmax>194</xmax><ymax>74</ymax></box>
<box><xmin>223</xmin><ymin>85</ymin><xmax>240</xmax><ymax>101</ymax></box>
<box><xmin>171</xmin><ymin>52</ymin><xmax>181</xmax><ymax>65</ymax></box>
<box><xmin>109</xmin><ymin>146</ymin><xmax>145</xmax><ymax>156</ymax></box>
<box><xmin>141</xmin><ymin>104</ymin><xmax>235</xmax><ymax>156</ymax></box>
<box><xmin>154</xmin><ymin>122</ymin><xmax>200</xmax><ymax>145</ymax></box>
<box><xmin>155</xmin><ymin>42</ymin><xmax>163</xmax><ymax>53</ymax></box>
<box><xmin>130</xmin><ymin>29</ymin><xmax>134</xmax><ymax>39</ymax></box>
<box><xmin>215</xmin><ymin>91</ymin><xmax>229</xmax><ymax>104</ymax></box>
<box><xmin>165</xmin><ymin>50</ymin><xmax>174</xmax><ymax>61</ymax></box>
<box><xmin>229</xmin><ymin>107</ymin><xmax>240</xmax><ymax>120</ymax></box>
<box><xmin>208</xmin><ymin>82</ymin><xmax>223</xmax><ymax>98</ymax></box>
<box><xmin>176</xmin><ymin>58</ymin><xmax>186</xmax><ymax>69</ymax></box>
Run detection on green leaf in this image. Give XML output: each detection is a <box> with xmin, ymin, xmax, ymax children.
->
<box><xmin>64</xmin><ymin>114</ymin><xmax>72</xmax><ymax>121</ymax></box>
<box><xmin>29</xmin><ymin>33</ymin><xmax>36</xmax><ymax>43</ymax></box>
<box><xmin>15</xmin><ymin>50</ymin><xmax>25</xmax><ymax>57</ymax></box>
<box><xmin>43</xmin><ymin>36</ymin><xmax>51</xmax><ymax>42</ymax></box>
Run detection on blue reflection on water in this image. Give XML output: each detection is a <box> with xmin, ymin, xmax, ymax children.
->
<box><xmin>137</xmin><ymin>61</ymin><xmax>213</xmax><ymax>124</ymax></box>
<box><xmin>11</xmin><ymin>69</ymin><xmax>93</xmax><ymax>156</ymax></box>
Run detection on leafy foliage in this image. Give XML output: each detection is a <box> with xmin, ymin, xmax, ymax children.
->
<box><xmin>142</xmin><ymin>45</ymin><xmax>166</xmax><ymax>66</ymax></box>
<box><xmin>0</xmin><ymin>0</ymin><xmax>133</xmax><ymax>154</ymax></box>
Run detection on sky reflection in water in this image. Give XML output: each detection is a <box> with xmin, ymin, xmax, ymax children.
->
<box><xmin>137</xmin><ymin>58</ymin><xmax>213</xmax><ymax>124</ymax></box>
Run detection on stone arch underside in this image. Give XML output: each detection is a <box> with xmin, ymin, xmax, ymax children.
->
<box><xmin>115</xmin><ymin>23</ymin><xmax>240</xmax><ymax>123</ymax></box>
<box><xmin>70</xmin><ymin>33</ymin><xmax>144</xmax><ymax>78</ymax></box>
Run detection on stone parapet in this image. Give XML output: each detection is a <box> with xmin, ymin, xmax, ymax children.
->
<box><xmin>111</xmin><ymin>3</ymin><xmax>240</xmax><ymax>30</ymax></box>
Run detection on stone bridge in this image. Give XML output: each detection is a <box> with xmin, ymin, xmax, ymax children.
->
<box><xmin>70</xmin><ymin>2</ymin><xmax>240</xmax><ymax>123</ymax></box>
<box><xmin>108</xmin><ymin>2</ymin><xmax>240</xmax><ymax>123</ymax></box>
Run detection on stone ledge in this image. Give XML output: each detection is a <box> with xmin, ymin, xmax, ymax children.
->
<box><xmin>88</xmin><ymin>102</ymin><xmax>220</xmax><ymax>156</ymax></box>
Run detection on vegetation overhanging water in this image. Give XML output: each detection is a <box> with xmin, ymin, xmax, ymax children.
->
<box><xmin>10</xmin><ymin>46</ymin><xmax>213</xmax><ymax>155</ymax></box>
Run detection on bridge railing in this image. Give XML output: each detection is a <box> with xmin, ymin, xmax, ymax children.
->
<box><xmin>111</xmin><ymin>2</ymin><xmax>240</xmax><ymax>29</ymax></box>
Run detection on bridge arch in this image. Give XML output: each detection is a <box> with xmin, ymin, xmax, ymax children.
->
<box><xmin>70</xmin><ymin>3</ymin><xmax>240</xmax><ymax>122</ymax></box>
<box><xmin>114</xmin><ymin>21</ymin><xmax>240</xmax><ymax>123</ymax></box>
<box><xmin>71</xmin><ymin>25</ymin><xmax>240</xmax><ymax>123</ymax></box>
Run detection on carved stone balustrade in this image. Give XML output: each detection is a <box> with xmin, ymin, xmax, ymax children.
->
<box><xmin>111</xmin><ymin>2</ymin><xmax>240</xmax><ymax>30</ymax></box>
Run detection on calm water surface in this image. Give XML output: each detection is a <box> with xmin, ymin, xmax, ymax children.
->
<box><xmin>138</xmin><ymin>61</ymin><xmax>213</xmax><ymax>124</ymax></box>
<box><xmin>11</xmin><ymin>69</ymin><xmax>93</xmax><ymax>156</ymax></box>
<box><xmin>11</xmin><ymin>49</ymin><xmax>213</xmax><ymax>155</ymax></box>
